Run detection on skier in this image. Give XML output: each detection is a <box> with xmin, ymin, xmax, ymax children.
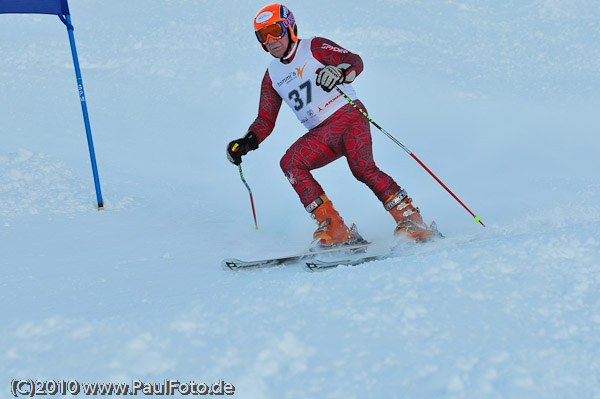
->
<box><xmin>227</xmin><ymin>3</ymin><xmax>440</xmax><ymax>248</ymax></box>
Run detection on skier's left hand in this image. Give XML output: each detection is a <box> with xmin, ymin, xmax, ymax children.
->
<box><xmin>316</xmin><ymin>65</ymin><xmax>344</xmax><ymax>93</ymax></box>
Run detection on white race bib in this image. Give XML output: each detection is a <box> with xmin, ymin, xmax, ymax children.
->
<box><xmin>268</xmin><ymin>37</ymin><xmax>357</xmax><ymax>130</ymax></box>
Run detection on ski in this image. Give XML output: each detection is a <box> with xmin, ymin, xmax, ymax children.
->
<box><xmin>304</xmin><ymin>251</ymin><xmax>398</xmax><ymax>272</ymax></box>
<box><xmin>221</xmin><ymin>242</ymin><xmax>370</xmax><ymax>271</ymax></box>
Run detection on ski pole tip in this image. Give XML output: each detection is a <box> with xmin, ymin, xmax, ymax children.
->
<box><xmin>474</xmin><ymin>216</ymin><xmax>485</xmax><ymax>227</ymax></box>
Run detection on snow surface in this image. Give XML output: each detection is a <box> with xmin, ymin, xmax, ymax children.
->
<box><xmin>1</xmin><ymin>0</ymin><xmax>599</xmax><ymax>398</ymax></box>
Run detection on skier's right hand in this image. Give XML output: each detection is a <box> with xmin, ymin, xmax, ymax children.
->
<box><xmin>226</xmin><ymin>131</ymin><xmax>259</xmax><ymax>165</ymax></box>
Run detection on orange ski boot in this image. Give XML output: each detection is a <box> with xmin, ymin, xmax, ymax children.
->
<box><xmin>385</xmin><ymin>190</ymin><xmax>442</xmax><ymax>242</ymax></box>
<box><xmin>307</xmin><ymin>195</ymin><xmax>362</xmax><ymax>248</ymax></box>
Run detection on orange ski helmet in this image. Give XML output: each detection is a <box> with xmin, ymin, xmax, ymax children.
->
<box><xmin>254</xmin><ymin>3</ymin><xmax>298</xmax><ymax>51</ymax></box>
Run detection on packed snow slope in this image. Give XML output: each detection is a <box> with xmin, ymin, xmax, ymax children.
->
<box><xmin>1</xmin><ymin>0</ymin><xmax>599</xmax><ymax>398</ymax></box>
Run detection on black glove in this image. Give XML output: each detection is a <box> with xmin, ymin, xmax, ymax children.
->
<box><xmin>226</xmin><ymin>131</ymin><xmax>259</xmax><ymax>165</ymax></box>
<box><xmin>316</xmin><ymin>65</ymin><xmax>345</xmax><ymax>93</ymax></box>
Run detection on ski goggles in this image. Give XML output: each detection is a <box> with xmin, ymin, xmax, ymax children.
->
<box><xmin>255</xmin><ymin>22</ymin><xmax>286</xmax><ymax>44</ymax></box>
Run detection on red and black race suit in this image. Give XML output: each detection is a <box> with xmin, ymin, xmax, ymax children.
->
<box><xmin>248</xmin><ymin>37</ymin><xmax>400</xmax><ymax>207</ymax></box>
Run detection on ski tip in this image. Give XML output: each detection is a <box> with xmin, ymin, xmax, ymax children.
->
<box><xmin>304</xmin><ymin>261</ymin><xmax>328</xmax><ymax>272</ymax></box>
<box><xmin>221</xmin><ymin>259</ymin><xmax>242</xmax><ymax>271</ymax></box>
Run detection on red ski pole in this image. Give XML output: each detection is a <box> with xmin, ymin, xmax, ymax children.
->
<box><xmin>335</xmin><ymin>87</ymin><xmax>485</xmax><ymax>227</ymax></box>
<box><xmin>231</xmin><ymin>144</ymin><xmax>259</xmax><ymax>230</ymax></box>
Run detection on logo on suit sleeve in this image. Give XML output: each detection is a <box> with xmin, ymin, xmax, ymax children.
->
<box><xmin>321</xmin><ymin>43</ymin><xmax>349</xmax><ymax>53</ymax></box>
